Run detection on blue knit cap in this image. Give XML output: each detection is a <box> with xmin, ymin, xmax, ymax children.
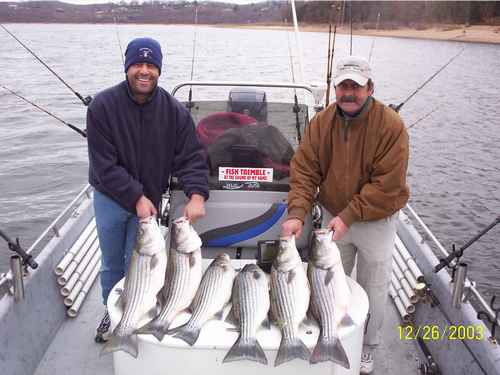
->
<box><xmin>124</xmin><ymin>37</ymin><xmax>163</xmax><ymax>74</ymax></box>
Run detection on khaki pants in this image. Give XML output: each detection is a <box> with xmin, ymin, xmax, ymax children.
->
<box><xmin>321</xmin><ymin>208</ymin><xmax>397</xmax><ymax>347</ymax></box>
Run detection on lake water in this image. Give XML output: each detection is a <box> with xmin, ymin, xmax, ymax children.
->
<box><xmin>0</xmin><ymin>23</ymin><xmax>499</xmax><ymax>298</ymax></box>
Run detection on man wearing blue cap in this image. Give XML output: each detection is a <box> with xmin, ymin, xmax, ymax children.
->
<box><xmin>87</xmin><ymin>37</ymin><xmax>209</xmax><ymax>342</ymax></box>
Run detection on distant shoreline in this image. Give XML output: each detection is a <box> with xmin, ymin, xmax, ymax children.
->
<box><xmin>217</xmin><ymin>23</ymin><xmax>500</xmax><ymax>45</ymax></box>
<box><xmin>4</xmin><ymin>21</ymin><xmax>500</xmax><ymax>45</ymax></box>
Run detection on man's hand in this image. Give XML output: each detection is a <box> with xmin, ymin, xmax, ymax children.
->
<box><xmin>328</xmin><ymin>216</ymin><xmax>349</xmax><ymax>240</ymax></box>
<box><xmin>136</xmin><ymin>195</ymin><xmax>157</xmax><ymax>219</ymax></box>
<box><xmin>184</xmin><ymin>194</ymin><xmax>206</xmax><ymax>223</ymax></box>
<box><xmin>281</xmin><ymin>218</ymin><xmax>303</xmax><ymax>239</ymax></box>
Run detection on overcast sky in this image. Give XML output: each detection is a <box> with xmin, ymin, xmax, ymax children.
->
<box><xmin>0</xmin><ymin>0</ymin><xmax>261</xmax><ymax>4</ymax></box>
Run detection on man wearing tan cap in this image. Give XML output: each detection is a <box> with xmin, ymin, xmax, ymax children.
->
<box><xmin>282</xmin><ymin>56</ymin><xmax>409</xmax><ymax>374</ymax></box>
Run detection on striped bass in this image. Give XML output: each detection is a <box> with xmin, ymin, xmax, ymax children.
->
<box><xmin>136</xmin><ymin>216</ymin><xmax>202</xmax><ymax>341</ymax></box>
<box><xmin>168</xmin><ymin>253</ymin><xmax>235</xmax><ymax>346</ymax></box>
<box><xmin>223</xmin><ymin>263</ymin><xmax>270</xmax><ymax>365</ymax></box>
<box><xmin>270</xmin><ymin>235</ymin><xmax>311</xmax><ymax>366</ymax></box>
<box><xmin>101</xmin><ymin>216</ymin><xmax>167</xmax><ymax>358</ymax></box>
<box><xmin>308</xmin><ymin>229</ymin><xmax>353</xmax><ymax>367</ymax></box>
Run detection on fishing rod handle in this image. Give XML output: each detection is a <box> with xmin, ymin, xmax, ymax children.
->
<box><xmin>0</xmin><ymin>230</ymin><xmax>38</xmax><ymax>269</ymax></box>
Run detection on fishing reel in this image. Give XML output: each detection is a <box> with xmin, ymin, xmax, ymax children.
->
<box><xmin>477</xmin><ymin>296</ymin><xmax>500</xmax><ymax>345</ymax></box>
<box><xmin>0</xmin><ymin>229</ymin><xmax>38</xmax><ymax>270</ymax></box>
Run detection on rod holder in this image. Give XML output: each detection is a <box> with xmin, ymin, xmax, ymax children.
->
<box><xmin>452</xmin><ymin>262</ymin><xmax>468</xmax><ymax>308</ymax></box>
<box><xmin>10</xmin><ymin>255</ymin><xmax>24</xmax><ymax>301</ymax></box>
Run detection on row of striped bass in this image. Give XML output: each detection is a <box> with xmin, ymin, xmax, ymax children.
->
<box><xmin>101</xmin><ymin>216</ymin><xmax>167</xmax><ymax>358</ymax></box>
<box><xmin>169</xmin><ymin>253</ymin><xmax>236</xmax><ymax>346</ymax></box>
<box><xmin>308</xmin><ymin>229</ymin><xmax>354</xmax><ymax>369</ymax></box>
<box><xmin>137</xmin><ymin>216</ymin><xmax>203</xmax><ymax>342</ymax></box>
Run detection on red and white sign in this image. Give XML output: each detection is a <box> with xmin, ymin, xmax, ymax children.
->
<box><xmin>219</xmin><ymin>167</ymin><xmax>273</xmax><ymax>182</ymax></box>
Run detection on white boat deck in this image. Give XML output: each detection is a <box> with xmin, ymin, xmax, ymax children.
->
<box><xmin>33</xmin><ymin>280</ymin><xmax>422</xmax><ymax>375</ymax></box>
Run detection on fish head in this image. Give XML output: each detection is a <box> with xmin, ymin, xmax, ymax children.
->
<box><xmin>241</xmin><ymin>263</ymin><xmax>265</xmax><ymax>280</ymax></box>
<box><xmin>311</xmin><ymin>229</ymin><xmax>341</xmax><ymax>269</ymax></box>
<box><xmin>274</xmin><ymin>235</ymin><xmax>301</xmax><ymax>272</ymax></box>
<box><xmin>135</xmin><ymin>216</ymin><xmax>165</xmax><ymax>256</ymax></box>
<box><xmin>173</xmin><ymin>216</ymin><xmax>202</xmax><ymax>253</ymax></box>
<box><xmin>213</xmin><ymin>253</ymin><xmax>233</xmax><ymax>269</ymax></box>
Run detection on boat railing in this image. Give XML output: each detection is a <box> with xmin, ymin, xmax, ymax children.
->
<box><xmin>0</xmin><ymin>184</ymin><xmax>94</xmax><ymax>297</ymax></box>
<box><xmin>404</xmin><ymin>203</ymin><xmax>500</xmax><ymax>329</ymax></box>
<box><xmin>171</xmin><ymin>80</ymin><xmax>317</xmax><ymax>97</ymax></box>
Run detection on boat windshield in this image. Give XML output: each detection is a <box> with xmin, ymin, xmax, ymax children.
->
<box><xmin>185</xmin><ymin>97</ymin><xmax>309</xmax><ymax>190</ymax></box>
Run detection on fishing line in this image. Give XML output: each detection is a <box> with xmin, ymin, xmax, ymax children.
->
<box><xmin>1</xmin><ymin>84</ymin><xmax>87</xmax><ymax>138</ymax></box>
<box><xmin>0</xmin><ymin>24</ymin><xmax>92</xmax><ymax>106</ymax></box>
<box><xmin>393</xmin><ymin>48</ymin><xmax>465</xmax><ymax>112</ymax></box>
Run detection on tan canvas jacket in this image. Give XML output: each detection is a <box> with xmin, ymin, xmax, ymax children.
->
<box><xmin>287</xmin><ymin>97</ymin><xmax>410</xmax><ymax>227</ymax></box>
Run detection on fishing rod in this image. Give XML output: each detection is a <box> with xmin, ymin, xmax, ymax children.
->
<box><xmin>0</xmin><ymin>24</ymin><xmax>92</xmax><ymax>106</ymax></box>
<box><xmin>407</xmin><ymin>108</ymin><xmax>437</xmax><ymax>129</ymax></box>
<box><xmin>187</xmin><ymin>2</ymin><xmax>199</xmax><ymax>111</ymax></box>
<box><xmin>325</xmin><ymin>4</ymin><xmax>342</xmax><ymax>108</ymax></box>
<box><xmin>1</xmin><ymin>84</ymin><xmax>87</xmax><ymax>138</ymax></box>
<box><xmin>286</xmin><ymin>28</ymin><xmax>301</xmax><ymax>144</ymax></box>
<box><xmin>391</xmin><ymin>48</ymin><xmax>465</xmax><ymax>113</ymax></box>
<box><xmin>0</xmin><ymin>229</ymin><xmax>38</xmax><ymax>269</ymax></box>
<box><xmin>324</xmin><ymin>23</ymin><xmax>337</xmax><ymax>107</ymax></box>
<box><xmin>349</xmin><ymin>1</ymin><xmax>353</xmax><ymax>56</ymax></box>
<box><xmin>290</xmin><ymin>0</ymin><xmax>305</xmax><ymax>83</ymax></box>
<box><xmin>368</xmin><ymin>12</ymin><xmax>381</xmax><ymax>64</ymax></box>
<box><xmin>114</xmin><ymin>17</ymin><xmax>124</xmax><ymax>65</ymax></box>
<box><xmin>434</xmin><ymin>215</ymin><xmax>500</xmax><ymax>273</ymax></box>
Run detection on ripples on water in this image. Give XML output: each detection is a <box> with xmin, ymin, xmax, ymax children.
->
<box><xmin>0</xmin><ymin>24</ymin><xmax>499</xmax><ymax>298</ymax></box>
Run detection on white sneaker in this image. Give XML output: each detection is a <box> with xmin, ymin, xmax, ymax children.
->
<box><xmin>360</xmin><ymin>351</ymin><xmax>374</xmax><ymax>374</ymax></box>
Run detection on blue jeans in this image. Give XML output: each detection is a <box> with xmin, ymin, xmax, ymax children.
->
<box><xmin>93</xmin><ymin>190</ymin><xmax>139</xmax><ymax>305</ymax></box>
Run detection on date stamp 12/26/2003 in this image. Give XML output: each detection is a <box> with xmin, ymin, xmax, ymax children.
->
<box><xmin>398</xmin><ymin>324</ymin><xmax>485</xmax><ymax>341</ymax></box>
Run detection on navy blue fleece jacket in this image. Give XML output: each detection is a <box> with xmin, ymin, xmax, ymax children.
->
<box><xmin>87</xmin><ymin>80</ymin><xmax>209</xmax><ymax>213</ymax></box>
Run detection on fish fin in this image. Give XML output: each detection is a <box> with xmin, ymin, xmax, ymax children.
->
<box><xmin>287</xmin><ymin>269</ymin><xmax>296</xmax><ymax>284</ymax></box>
<box><xmin>301</xmin><ymin>317</ymin><xmax>316</xmax><ymax>328</ymax></box>
<box><xmin>189</xmin><ymin>252</ymin><xmax>197</xmax><ymax>268</ymax></box>
<box><xmin>150</xmin><ymin>253</ymin><xmax>159</xmax><ymax>269</ymax></box>
<box><xmin>145</xmin><ymin>305</ymin><xmax>159</xmax><ymax>321</ymax></box>
<box><xmin>214</xmin><ymin>308</ymin><xmax>225</xmax><ymax>321</ymax></box>
<box><xmin>325</xmin><ymin>269</ymin><xmax>334</xmax><ymax>285</ymax></box>
<box><xmin>225</xmin><ymin>305</ymin><xmax>239</xmax><ymax>326</ymax></box>
<box><xmin>100</xmin><ymin>334</ymin><xmax>138</xmax><ymax>358</ymax></box>
<box><xmin>309</xmin><ymin>336</ymin><xmax>350</xmax><ymax>369</ymax></box>
<box><xmin>223</xmin><ymin>335</ymin><xmax>268</xmax><ymax>365</ymax></box>
<box><xmin>339</xmin><ymin>314</ymin><xmax>355</xmax><ymax>328</ymax></box>
<box><xmin>274</xmin><ymin>336</ymin><xmax>310</xmax><ymax>367</ymax></box>
<box><xmin>135</xmin><ymin>319</ymin><xmax>167</xmax><ymax>342</ymax></box>
<box><xmin>167</xmin><ymin>323</ymin><xmax>201</xmax><ymax>346</ymax></box>
<box><xmin>262</xmin><ymin>315</ymin><xmax>271</xmax><ymax>330</ymax></box>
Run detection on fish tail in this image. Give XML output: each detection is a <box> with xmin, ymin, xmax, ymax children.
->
<box><xmin>100</xmin><ymin>334</ymin><xmax>138</xmax><ymax>358</ymax></box>
<box><xmin>223</xmin><ymin>335</ymin><xmax>268</xmax><ymax>365</ymax></box>
<box><xmin>274</xmin><ymin>336</ymin><xmax>311</xmax><ymax>367</ymax></box>
<box><xmin>310</xmin><ymin>336</ymin><xmax>350</xmax><ymax>369</ymax></box>
<box><xmin>134</xmin><ymin>319</ymin><xmax>167</xmax><ymax>342</ymax></box>
<box><xmin>167</xmin><ymin>323</ymin><xmax>201</xmax><ymax>346</ymax></box>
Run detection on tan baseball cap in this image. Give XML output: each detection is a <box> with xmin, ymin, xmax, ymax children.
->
<box><xmin>334</xmin><ymin>56</ymin><xmax>372</xmax><ymax>86</ymax></box>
